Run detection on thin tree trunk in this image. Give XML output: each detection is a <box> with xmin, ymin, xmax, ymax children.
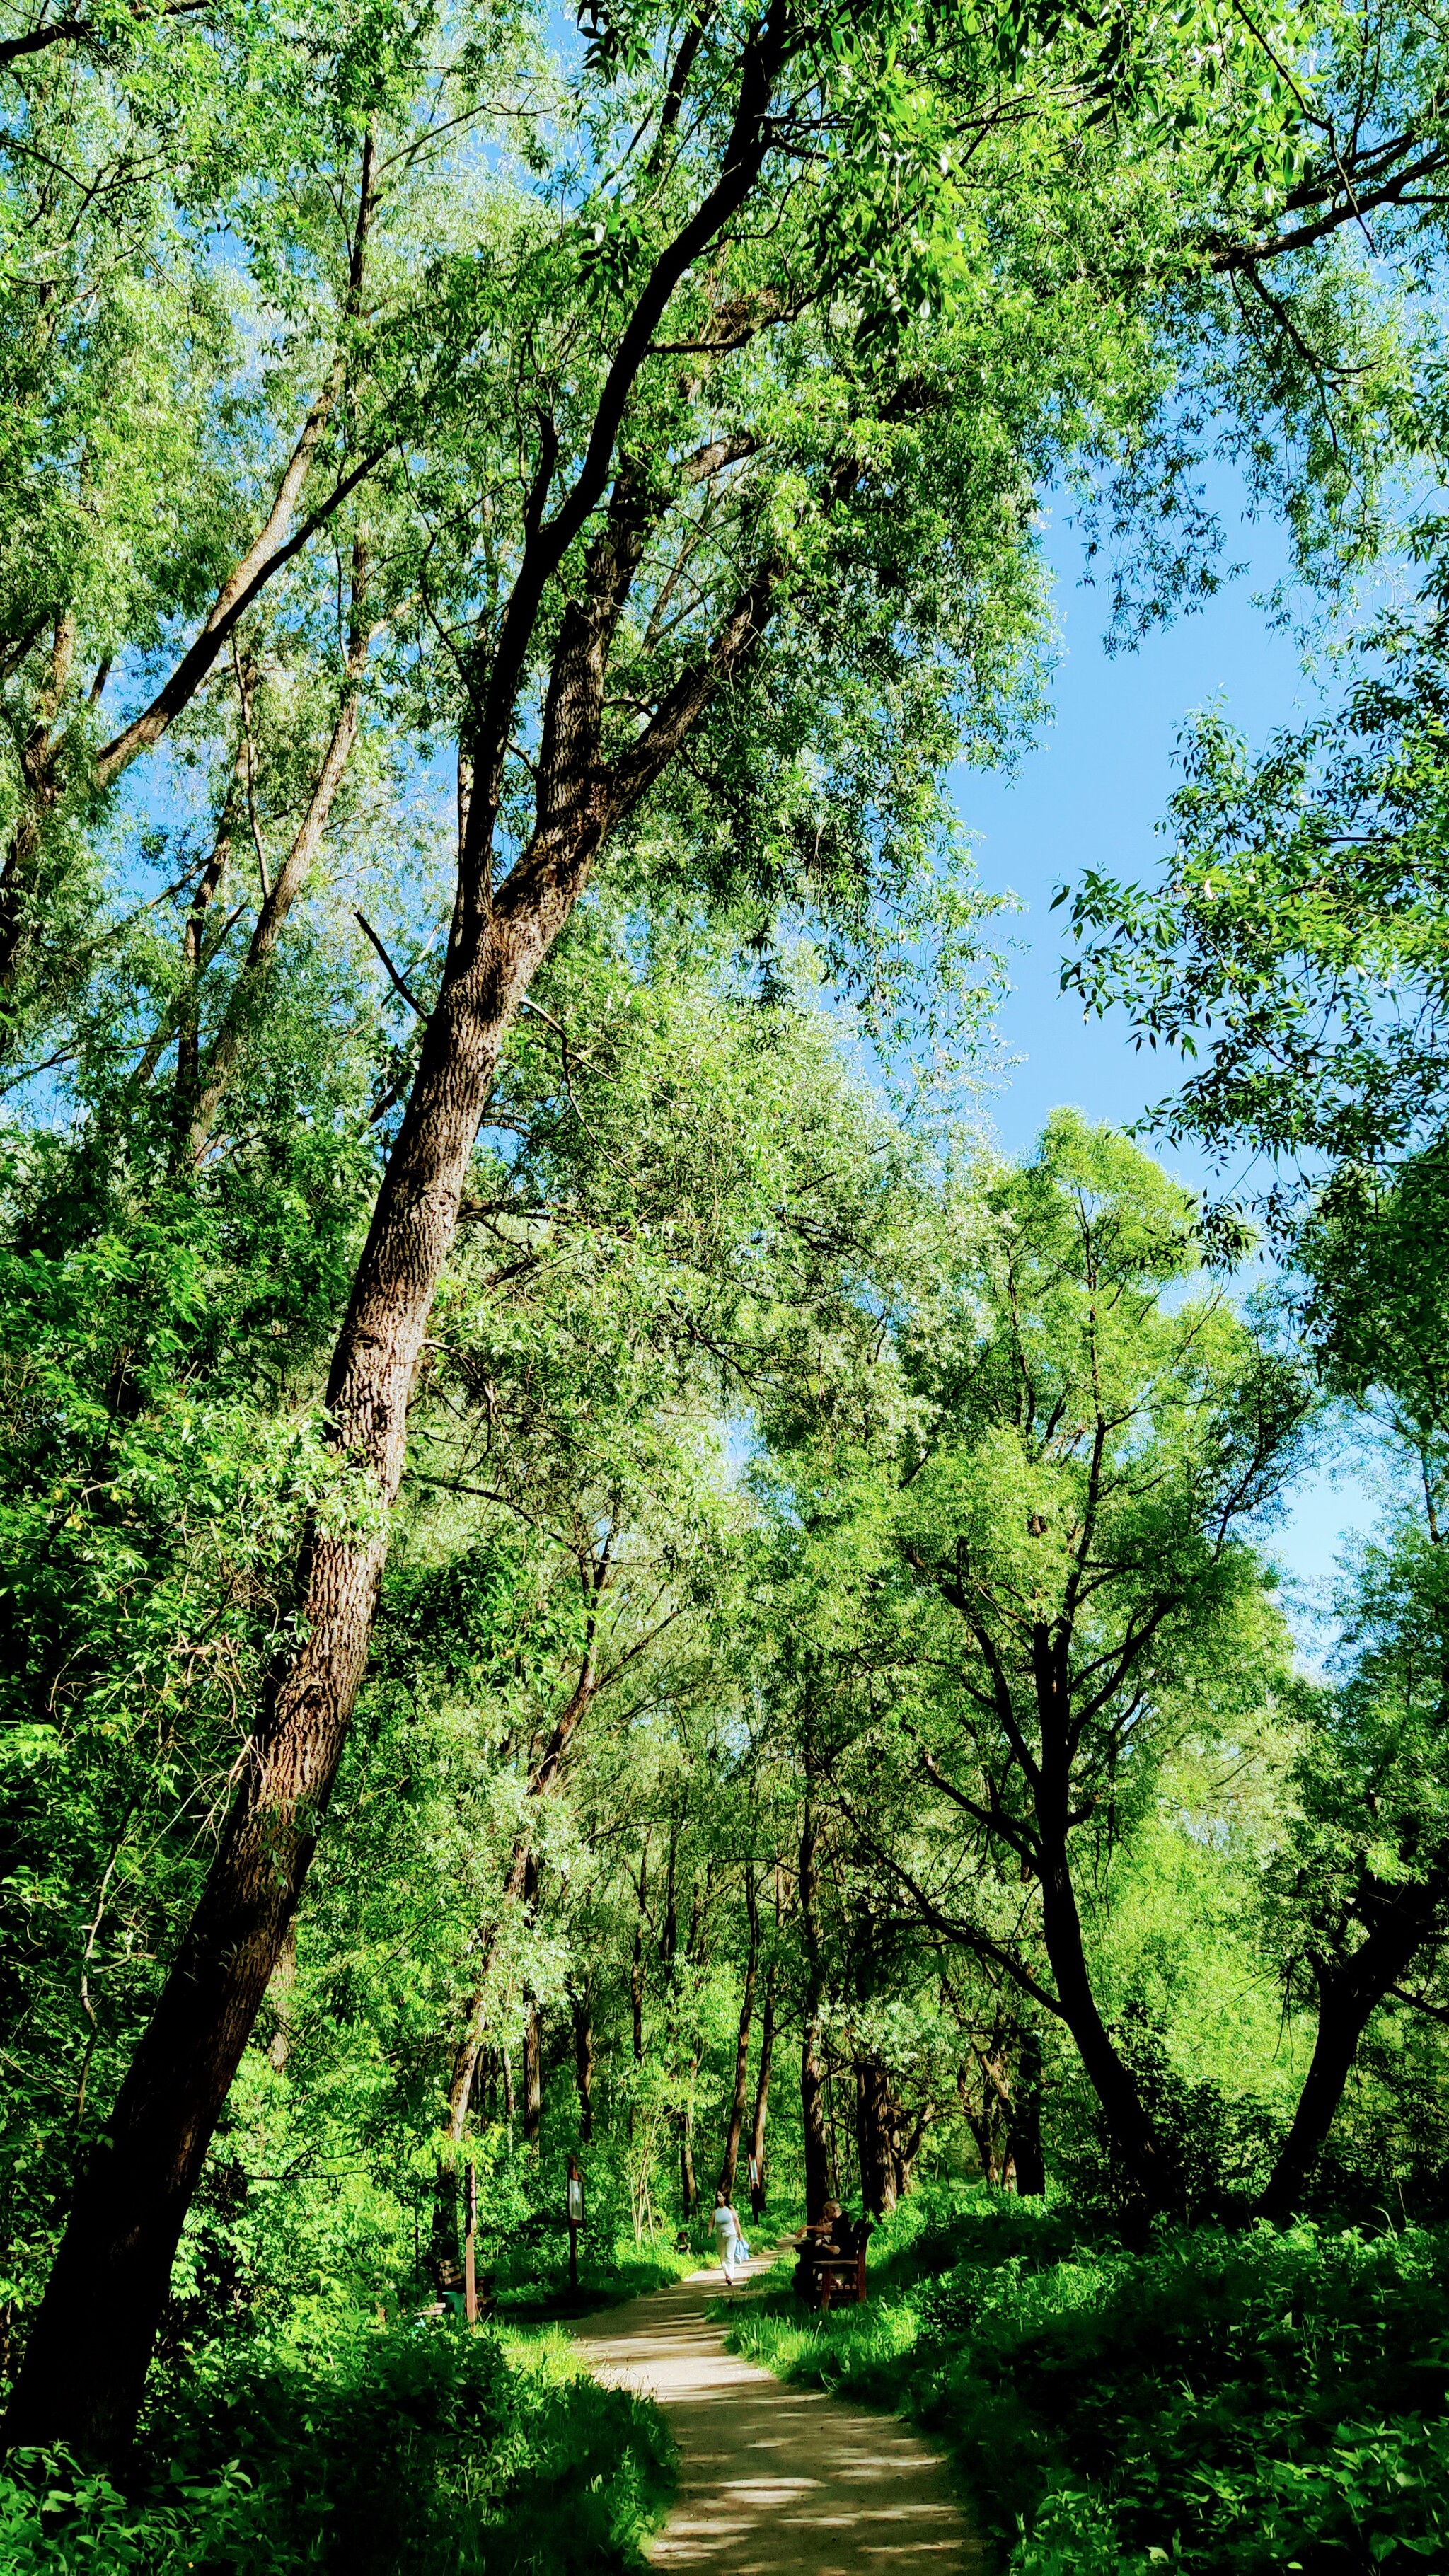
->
<box><xmin>748</xmin><ymin>1871</ymin><xmax>783</xmax><ymax>2212</ymax></box>
<box><xmin>717</xmin><ymin>1871</ymin><xmax>759</xmax><ymax>2201</ymax></box>
<box><xmin>0</xmin><ymin>612</ymin><xmax>76</xmax><ymax>985</ymax></box>
<box><xmin>0</xmin><ymin>146</ymin><xmax>382</xmax><ymax>995</ymax></box>
<box><xmin>183</xmin><ymin>544</ymin><xmax>376</xmax><ymax>1163</ymax></box>
<box><xmin>1007</xmin><ymin>2022</ymin><xmax>1046</xmax><ymax>2195</ymax></box>
<box><xmin>522</xmin><ymin>2002</ymin><xmax>543</xmax><ymax>2149</ymax></box>
<box><xmin>955</xmin><ymin>2064</ymin><xmax>1003</xmax><ymax>2185</ymax></box>
<box><xmin>444</xmin><ymin>1636</ymin><xmax>599</xmax><ymax>2138</ymax></box>
<box><xmin>171</xmin><ymin>761</ymin><xmax>241</xmax><ymax>1163</ymax></box>
<box><xmin>799</xmin><ymin>1801</ymin><xmax>830</xmax><ymax>2225</ymax></box>
<box><xmin>628</xmin><ymin>1840</ymin><xmax>648</xmax><ymax>2144</ymax></box>
<box><xmin>502</xmin><ymin>2044</ymin><xmax>515</xmax><ymax>2128</ymax></box>
<box><xmin>265</xmin><ymin>1918</ymin><xmax>297</xmax><ymax>2076</ymax></box>
<box><xmin>854</xmin><ymin>2057</ymin><xmax>897</xmax><ymax>2217</ymax></box>
<box><xmin>572</xmin><ymin>1989</ymin><xmax>594</xmax><ymax>2142</ymax></box>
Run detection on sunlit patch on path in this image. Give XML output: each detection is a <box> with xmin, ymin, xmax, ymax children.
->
<box><xmin>572</xmin><ymin>2258</ymin><xmax>981</xmax><ymax>2575</ymax></box>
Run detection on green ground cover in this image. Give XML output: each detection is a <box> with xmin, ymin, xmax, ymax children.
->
<box><xmin>0</xmin><ymin>2308</ymin><xmax>674</xmax><ymax>2575</ymax></box>
<box><xmin>726</xmin><ymin>2190</ymin><xmax>1449</xmax><ymax>2572</ymax></box>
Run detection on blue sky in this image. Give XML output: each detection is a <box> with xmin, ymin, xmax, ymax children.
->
<box><xmin>951</xmin><ymin>499</ymin><xmax>1375</xmax><ymax>1613</ymax></box>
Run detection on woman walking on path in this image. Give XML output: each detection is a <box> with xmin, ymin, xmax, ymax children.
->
<box><xmin>712</xmin><ymin>2192</ymin><xmax>743</xmax><ymax>2287</ymax></box>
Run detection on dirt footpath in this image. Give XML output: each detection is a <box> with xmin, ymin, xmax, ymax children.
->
<box><xmin>572</xmin><ymin>2255</ymin><xmax>982</xmax><ymax>2575</ymax></box>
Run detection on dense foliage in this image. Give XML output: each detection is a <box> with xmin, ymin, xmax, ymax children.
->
<box><xmin>732</xmin><ymin>2193</ymin><xmax>1449</xmax><ymax>2572</ymax></box>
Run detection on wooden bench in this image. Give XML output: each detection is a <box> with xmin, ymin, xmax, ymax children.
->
<box><xmin>797</xmin><ymin>2219</ymin><xmax>872</xmax><ymax>2314</ymax></box>
<box><xmin>427</xmin><ymin>2255</ymin><xmax>497</xmax><ymax>2321</ymax></box>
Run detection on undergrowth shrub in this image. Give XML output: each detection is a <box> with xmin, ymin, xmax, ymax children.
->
<box><xmin>728</xmin><ymin>2187</ymin><xmax>1449</xmax><ymax>2572</ymax></box>
<box><xmin>0</xmin><ymin>2314</ymin><xmax>673</xmax><ymax>2573</ymax></box>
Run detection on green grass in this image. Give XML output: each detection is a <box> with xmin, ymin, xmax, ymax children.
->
<box><xmin>725</xmin><ymin>2189</ymin><xmax>1449</xmax><ymax>2572</ymax></box>
<box><xmin>0</xmin><ymin>2312</ymin><xmax>675</xmax><ymax>2573</ymax></box>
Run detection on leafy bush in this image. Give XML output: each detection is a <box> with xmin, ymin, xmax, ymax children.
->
<box><xmin>0</xmin><ymin>2314</ymin><xmax>674</xmax><ymax>2573</ymax></box>
<box><xmin>729</xmin><ymin>2188</ymin><xmax>1449</xmax><ymax>2571</ymax></box>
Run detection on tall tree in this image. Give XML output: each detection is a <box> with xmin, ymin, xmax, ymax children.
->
<box><xmin>8</xmin><ymin>0</ymin><xmax>1436</xmax><ymax>2451</ymax></box>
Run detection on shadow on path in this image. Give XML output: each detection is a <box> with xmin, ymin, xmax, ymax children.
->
<box><xmin>572</xmin><ymin>2255</ymin><xmax>983</xmax><ymax>2575</ymax></box>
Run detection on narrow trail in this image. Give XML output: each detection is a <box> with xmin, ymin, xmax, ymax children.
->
<box><xmin>571</xmin><ymin>2253</ymin><xmax>983</xmax><ymax>2575</ymax></box>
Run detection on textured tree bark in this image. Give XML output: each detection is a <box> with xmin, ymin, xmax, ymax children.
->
<box><xmin>854</xmin><ymin>2057</ymin><xmax>897</xmax><ymax>2218</ymax></box>
<box><xmin>630</xmin><ymin>1843</ymin><xmax>649</xmax><ymax>2067</ymax></box>
<box><xmin>956</xmin><ymin>2063</ymin><xmax>1005</xmax><ymax>2185</ymax></box>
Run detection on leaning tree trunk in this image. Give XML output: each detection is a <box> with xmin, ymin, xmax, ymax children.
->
<box><xmin>2</xmin><ymin>837</ymin><xmax>594</xmax><ymax>2456</ymax></box>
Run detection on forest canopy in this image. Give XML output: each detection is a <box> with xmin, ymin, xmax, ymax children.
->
<box><xmin>4</xmin><ymin>0</ymin><xmax>1449</xmax><ymax>2568</ymax></box>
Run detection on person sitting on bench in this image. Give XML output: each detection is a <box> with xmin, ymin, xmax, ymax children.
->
<box><xmin>791</xmin><ymin>2200</ymin><xmax>844</xmax><ymax>2298</ymax></box>
<box><xmin>792</xmin><ymin>2203</ymin><xmax>870</xmax><ymax>2311</ymax></box>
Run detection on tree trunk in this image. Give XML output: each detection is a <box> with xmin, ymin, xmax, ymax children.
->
<box><xmin>502</xmin><ymin>2045</ymin><xmax>515</xmax><ymax>2128</ymax></box>
<box><xmin>522</xmin><ymin>2002</ymin><xmax>543</xmax><ymax>2149</ymax></box>
<box><xmin>572</xmin><ymin>1989</ymin><xmax>594</xmax><ymax>2143</ymax></box>
<box><xmin>183</xmin><ymin>551</ymin><xmax>375</xmax><ymax>1164</ymax></box>
<box><xmin>854</xmin><ymin>2057</ymin><xmax>897</xmax><ymax>2218</ymax></box>
<box><xmin>1259</xmin><ymin>1884</ymin><xmax>1444</xmax><ymax>2222</ymax></box>
<box><xmin>680</xmin><ymin>2118</ymin><xmax>697</xmax><ymax>2220</ymax></box>
<box><xmin>1007</xmin><ymin>2022</ymin><xmax>1046</xmax><ymax>2195</ymax></box>
<box><xmin>717</xmin><ymin>1872</ymin><xmax>759</xmax><ymax>2202</ymax></box>
<box><xmin>265</xmin><ymin>1917</ymin><xmax>297</xmax><ymax>2077</ymax></box>
<box><xmin>799</xmin><ymin>1801</ymin><xmax>830</xmax><ymax>2224</ymax></box>
<box><xmin>956</xmin><ymin>2064</ymin><xmax>1005</xmax><ymax>2185</ymax></box>
<box><xmin>800</xmin><ymin>2031</ymin><xmax>830</xmax><ymax>2225</ymax></box>
<box><xmin>1035</xmin><ymin>1803</ymin><xmax>1164</xmax><ymax>2207</ymax></box>
<box><xmin>4</xmin><ymin>861</ymin><xmax>581</xmax><ymax>2451</ymax></box>
<box><xmin>748</xmin><ymin>1961</ymin><xmax>775</xmax><ymax>2214</ymax></box>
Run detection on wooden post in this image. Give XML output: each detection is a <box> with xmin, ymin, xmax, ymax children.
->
<box><xmin>464</xmin><ymin>2161</ymin><xmax>478</xmax><ymax>2326</ymax></box>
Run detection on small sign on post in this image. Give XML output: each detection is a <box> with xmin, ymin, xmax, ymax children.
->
<box><xmin>567</xmin><ymin>2155</ymin><xmax>585</xmax><ymax>2294</ymax></box>
<box><xmin>464</xmin><ymin>2159</ymin><xmax>478</xmax><ymax>2326</ymax></box>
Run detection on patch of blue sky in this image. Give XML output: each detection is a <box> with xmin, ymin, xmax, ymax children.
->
<box><xmin>949</xmin><ymin>475</ymin><xmax>1380</xmax><ymax>1614</ymax></box>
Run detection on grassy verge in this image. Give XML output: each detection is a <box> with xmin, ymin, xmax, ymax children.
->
<box><xmin>724</xmin><ymin>2189</ymin><xmax>1449</xmax><ymax>2572</ymax></box>
<box><xmin>0</xmin><ymin>2312</ymin><xmax>674</xmax><ymax>2574</ymax></box>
